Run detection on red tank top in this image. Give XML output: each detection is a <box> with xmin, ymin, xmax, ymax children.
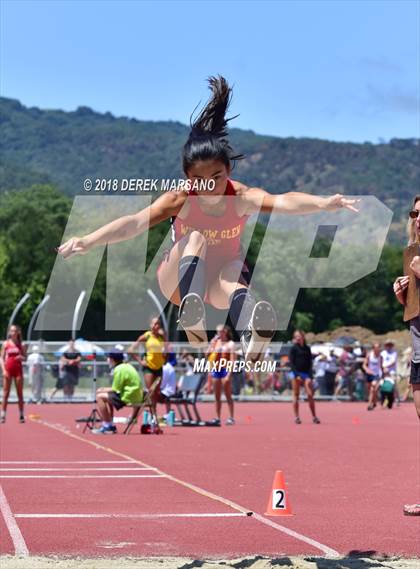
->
<box><xmin>172</xmin><ymin>180</ymin><xmax>248</xmax><ymax>266</ymax></box>
<box><xmin>4</xmin><ymin>340</ymin><xmax>23</xmax><ymax>371</ymax></box>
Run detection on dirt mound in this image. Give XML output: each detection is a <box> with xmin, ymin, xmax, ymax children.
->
<box><xmin>305</xmin><ymin>325</ymin><xmax>410</xmax><ymax>352</ymax></box>
<box><xmin>1</xmin><ymin>556</ymin><xmax>418</xmax><ymax>569</ymax></box>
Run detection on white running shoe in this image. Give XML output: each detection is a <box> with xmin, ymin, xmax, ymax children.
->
<box><xmin>178</xmin><ymin>292</ymin><xmax>208</xmax><ymax>347</ymax></box>
<box><xmin>92</xmin><ymin>425</ymin><xmax>117</xmax><ymax>435</ymax></box>
<box><xmin>241</xmin><ymin>301</ymin><xmax>277</xmax><ymax>363</ymax></box>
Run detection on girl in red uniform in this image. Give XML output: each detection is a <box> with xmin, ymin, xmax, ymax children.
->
<box><xmin>58</xmin><ymin>76</ymin><xmax>358</xmax><ymax>356</ymax></box>
<box><xmin>1</xmin><ymin>325</ymin><xmax>26</xmax><ymax>423</ymax></box>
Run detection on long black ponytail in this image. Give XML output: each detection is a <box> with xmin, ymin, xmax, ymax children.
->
<box><xmin>183</xmin><ymin>75</ymin><xmax>243</xmax><ymax>174</ymax></box>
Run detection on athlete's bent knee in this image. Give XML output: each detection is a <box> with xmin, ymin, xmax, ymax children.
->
<box><xmin>187</xmin><ymin>231</ymin><xmax>206</xmax><ymax>251</ymax></box>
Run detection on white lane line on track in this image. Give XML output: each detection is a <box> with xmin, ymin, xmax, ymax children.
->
<box><xmin>0</xmin><ymin>468</ymin><xmax>156</xmax><ymax>471</ymax></box>
<box><xmin>252</xmin><ymin>513</ymin><xmax>339</xmax><ymax>558</ymax></box>
<box><xmin>0</xmin><ymin>475</ymin><xmax>164</xmax><ymax>479</ymax></box>
<box><xmin>15</xmin><ymin>513</ymin><xmax>247</xmax><ymax>519</ymax></box>
<box><xmin>32</xmin><ymin>419</ymin><xmax>341</xmax><ymax>558</ymax></box>
<box><xmin>0</xmin><ymin>486</ymin><xmax>29</xmax><ymax>557</ymax></box>
<box><xmin>0</xmin><ymin>461</ymin><xmax>135</xmax><ymax>464</ymax></box>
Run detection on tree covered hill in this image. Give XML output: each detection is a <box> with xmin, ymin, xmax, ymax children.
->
<box><xmin>1</xmin><ymin>96</ymin><xmax>419</xmax><ymax>243</ymax></box>
<box><xmin>0</xmin><ymin>96</ymin><xmax>416</xmax><ymax>336</ymax></box>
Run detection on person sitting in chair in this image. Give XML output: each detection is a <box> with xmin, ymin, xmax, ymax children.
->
<box><xmin>93</xmin><ymin>349</ymin><xmax>143</xmax><ymax>434</ymax></box>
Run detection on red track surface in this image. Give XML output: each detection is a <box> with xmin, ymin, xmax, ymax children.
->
<box><xmin>0</xmin><ymin>401</ymin><xmax>419</xmax><ymax>559</ymax></box>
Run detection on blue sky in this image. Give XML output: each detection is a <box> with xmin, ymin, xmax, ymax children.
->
<box><xmin>1</xmin><ymin>0</ymin><xmax>419</xmax><ymax>143</ymax></box>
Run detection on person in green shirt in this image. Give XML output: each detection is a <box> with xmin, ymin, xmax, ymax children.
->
<box><xmin>93</xmin><ymin>349</ymin><xmax>143</xmax><ymax>434</ymax></box>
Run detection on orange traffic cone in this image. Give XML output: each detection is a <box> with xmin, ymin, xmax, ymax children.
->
<box><xmin>265</xmin><ymin>470</ymin><xmax>293</xmax><ymax>516</ymax></box>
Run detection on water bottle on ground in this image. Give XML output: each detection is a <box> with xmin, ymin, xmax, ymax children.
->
<box><xmin>167</xmin><ymin>410</ymin><xmax>175</xmax><ymax>427</ymax></box>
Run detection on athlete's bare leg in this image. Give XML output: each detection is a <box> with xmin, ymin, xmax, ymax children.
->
<box><xmin>208</xmin><ymin>259</ymin><xmax>276</xmax><ymax>361</ymax></box>
<box><xmin>292</xmin><ymin>377</ymin><xmax>302</xmax><ymax>420</ymax></box>
<box><xmin>207</xmin><ymin>259</ymin><xmax>248</xmax><ymax>309</ymax></box>
<box><xmin>143</xmin><ymin>372</ymin><xmax>160</xmax><ymax>415</ymax></box>
<box><xmin>15</xmin><ymin>376</ymin><xmax>24</xmax><ymax>415</ymax></box>
<box><xmin>367</xmin><ymin>381</ymin><xmax>378</xmax><ymax>409</ymax></box>
<box><xmin>304</xmin><ymin>379</ymin><xmax>317</xmax><ymax>418</ymax></box>
<box><xmin>413</xmin><ymin>384</ymin><xmax>420</xmax><ymax>419</ymax></box>
<box><xmin>222</xmin><ymin>376</ymin><xmax>234</xmax><ymax>419</ymax></box>
<box><xmin>213</xmin><ymin>378</ymin><xmax>222</xmax><ymax>420</ymax></box>
<box><xmin>1</xmin><ymin>374</ymin><xmax>12</xmax><ymax>413</ymax></box>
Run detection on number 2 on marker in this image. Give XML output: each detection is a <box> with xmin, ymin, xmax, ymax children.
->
<box><xmin>272</xmin><ymin>489</ymin><xmax>286</xmax><ymax>509</ymax></box>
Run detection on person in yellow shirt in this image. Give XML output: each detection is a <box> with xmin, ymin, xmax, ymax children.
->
<box><xmin>128</xmin><ymin>317</ymin><xmax>166</xmax><ymax>412</ymax></box>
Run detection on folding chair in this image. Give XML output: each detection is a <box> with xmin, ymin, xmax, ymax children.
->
<box><xmin>170</xmin><ymin>372</ymin><xmax>206</xmax><ymax>425</ymax></box>
<box><xmin>123</xmin><ymin>377</ymin><xmax>162</xmax><ymax>434</ymax></box>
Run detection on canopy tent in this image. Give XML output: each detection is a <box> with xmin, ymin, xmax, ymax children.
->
<box><xmin>54</xmin><ymin>338</ymin><xmax>105</xmax><ymax>359</ymax></box>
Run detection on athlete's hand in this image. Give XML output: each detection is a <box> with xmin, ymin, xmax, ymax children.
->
<box><xmin>410</xmin><ymin>256</ymin><xmax>420</xmax><ymax>278</ymax></box>
<box><xmin>393</xmin><ymin>276</ymin><xmax>409</xmax><ymax>294</ymax></box>
<box><xmin>57</xmin><ymin>237</ymin><xmax>89</xmax><ymax>260</ymax></box>
<box><xmin>323</xmin><ymin>194</ymin><xmax>360</xmax><ymax>213</ymax></box>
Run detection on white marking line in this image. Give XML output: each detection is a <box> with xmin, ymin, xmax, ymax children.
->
<box><xmin>33</xmin><ymin>419</ymin><xmax>341</xmax><ymax>558</ymax></box>
<box><xmin>16</xmin><ymin>513</ymin><xmax>246</xmax><ymax>519</ymax></box>
<box><xmin>0</xmin><ymin>486</ymin><xmax>29</xmax><ymax>557</ymax></box>
<box><xmin>0</xmin><ymin>474</ymin><xmax>164</xmax><ymax>479</ymax></box>
<box><xmin>0</xmin><ymin>461</ymin><xmax>135</xmax><ymax>464</ymax></box>
<box><xmin>0</xmin><ymin>468</ymin><xmax>156</xmax><ymax>471</ymax></box>
<box><xmin>252</xmin><ymin>513</ymin><xmax>339</xmax><ymax>557</ymax></box>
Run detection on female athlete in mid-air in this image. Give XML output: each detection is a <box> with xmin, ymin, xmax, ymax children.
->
<box><xmin>58</xmin><ymin>76</ymin><xmax>359</xmax><ymax>359</ymax></box>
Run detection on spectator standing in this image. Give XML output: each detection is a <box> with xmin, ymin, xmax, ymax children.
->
<box><xmin>324</xmin><ymin>350</ymin><xmax>339</xmax><ymax>396</ymax></box>
<box><xmin>313</xmin><ymin>353</ymin><xmax>328</xmax><ymax>394</ymax></box>
<box><xmin>60</xmin><ymin>340</ymin><xmax>81</xmax><ymax>401</ymax></box>
<box><xmin>381</xmin><ymin>339</ymin><xmax>398</xmax><ymax>376</ymax></box>
<box><xmin>335</xmin><ymin>345</ymin><xmax>356</xmax><ymax>399</ymax></box>
<box><xmin>289</xmin><ymin>330</ymin><xmax>320</xmax><ymax>424</ymax></box>
<box><xmin>393</xmin><ymin>195</ymin><xmax>420</xmax><ymax>515</ymax></box>
<box><xmin>159</xmin><ymin>356</ymin><xmax>178</xmax><ymax>420</ymax></box>
<box><xmin>27</xmin><ymin>345</ymin><xmax>45</xmax><ymax>403</ymax></box>
<box><xmin>128</xmin><ymin>316</ymin><xmax>166</xmax><ymax>413</ymax></box>
<box><xmin>207</xmin><ymin>324</ymin><xmax>235</xmax><ymax>426</ymax></box>
<box><xmin>362</xmin><ymin>343</ymin><xmax>383</xmax><ymax>411</ymax></box>
<box><xmin>381</xmin><ymin>339</ymin><xmax>399</xmax><ymax>406</ymax></box>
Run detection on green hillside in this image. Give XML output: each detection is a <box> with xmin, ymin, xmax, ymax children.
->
<box><xmin>0</xmin><ymin>97</ymin><xmax>417</xmax><ymax>338</ymax></box>
<box><xmin>1</xmin><ymin>97</ymin><xmax>419</xmax><ymax>244</ymax></box>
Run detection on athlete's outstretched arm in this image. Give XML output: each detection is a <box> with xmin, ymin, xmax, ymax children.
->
<box><xmin>58</xmin><ymin>191</ymin><xmax>184</xmax><ymax>259</ymax></box>
<box><xmin>238</xmin><ymin>186</ymin><xmax>360</xmax><ymax>215</ymax></box>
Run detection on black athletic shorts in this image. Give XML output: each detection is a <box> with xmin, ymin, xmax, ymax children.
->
<box><xmin>142</xmin><ymin>365</ymin><xmax>162</xmax><ymax>380</ymax></box>
<box><xmin>157</xmin><ymin>392</ymin><xmax>170</xmax><ymax>404</ymax></box>
<box><xmin>410</xmin><ymin>361</ymin><xmax>420</xmax><ymax>385</ymax></box>
<box><xmin>108</xmin><ymin>390</ymin><xmax>126</xmax><ymax>410</ymax></box>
